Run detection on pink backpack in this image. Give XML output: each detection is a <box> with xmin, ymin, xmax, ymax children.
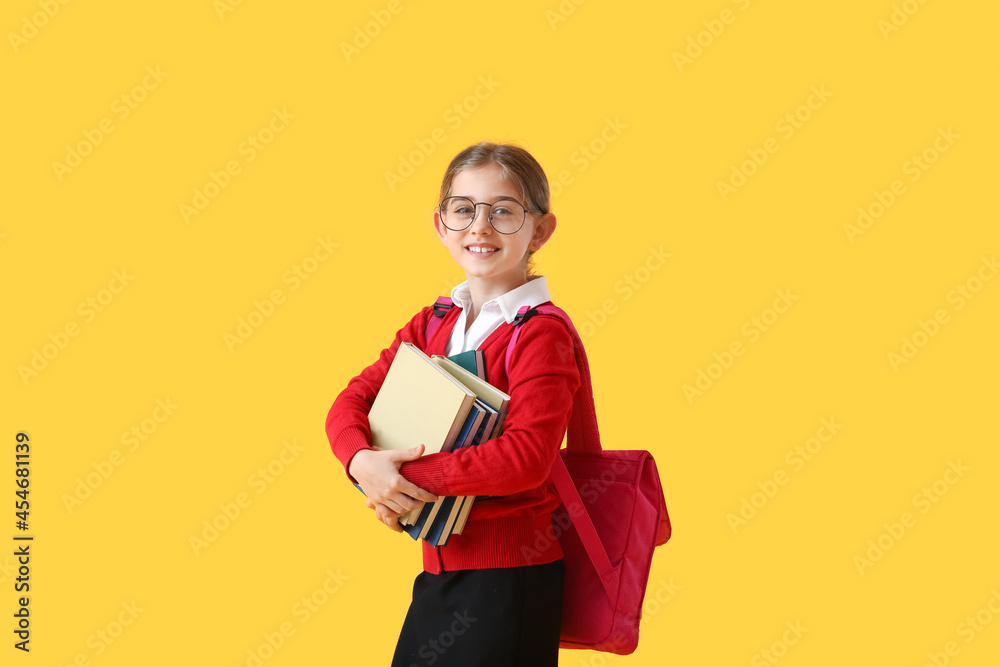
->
<box><xmin>426</xmin><ymin>298</ymin><xmax>672</xmax><ymax>655</ymax></box>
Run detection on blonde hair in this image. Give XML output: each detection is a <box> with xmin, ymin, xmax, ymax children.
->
<box><xmin>438</xmin><ymin>142</ymin><xmax>552</xmax><ymax>275</ymax></box>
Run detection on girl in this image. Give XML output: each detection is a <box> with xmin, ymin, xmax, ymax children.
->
<box><xmin>326</xmin><ymin>142</ymin><xmax>581</xmax><ymax>666</ymax></box>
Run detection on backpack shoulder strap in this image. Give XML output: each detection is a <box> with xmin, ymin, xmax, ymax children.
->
<box><xmin>424</xmin><ymin>296</ymin><xmax>454</xmax><ymax>342</ymax></box>
<box><xmin>507</xmin><ymin>305</ymin><xmax>617</xmax><ymax>593</ymax></box>
<box><xmin>505</xmin><ymin>305</ymin><xmax>601</xmax><ymax>454</ymax></box>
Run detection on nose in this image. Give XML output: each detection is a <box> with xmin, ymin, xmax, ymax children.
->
<box><xmin>469</xmin><ymin>202</ymin><xmax>494</xmax><ymax>234</ymax></box>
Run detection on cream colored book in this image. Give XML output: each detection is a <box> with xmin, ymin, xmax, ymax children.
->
<box><xmin>368</xmin><ymin>342</ymin><xmax>477</xmax><ymax>452</ymax></box>
<box><xmin>367</xmin><ymin>342</ymin><xmax>477</xmax><ymax>524</ymax></box>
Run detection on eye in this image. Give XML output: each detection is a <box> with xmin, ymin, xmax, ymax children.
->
<box><xmin>445</xmin><ymin>199</ymin><xmax>474</xmax><ymax>215</ymax></box>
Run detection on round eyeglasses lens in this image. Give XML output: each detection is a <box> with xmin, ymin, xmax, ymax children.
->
<box><xmin>487</xmin><ymin>199</ymin><xmax>526</xmax><ymax>234</ymax></box>
<box><xmin>441</xmin><ymin>197</ymin><xmax>476</xmax><ymax>230</ymax></box>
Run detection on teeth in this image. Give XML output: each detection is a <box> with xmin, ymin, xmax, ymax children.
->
<box><xmin>468</xmin><ymin>247</ymin><xmax>497</xmax><ymax>253</ymax></box>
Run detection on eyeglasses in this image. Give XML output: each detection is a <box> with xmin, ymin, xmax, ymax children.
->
<box><xmin>438</xmin><ymin>196</ymin><xmax>543</xmax><ymax>235</ymax></box>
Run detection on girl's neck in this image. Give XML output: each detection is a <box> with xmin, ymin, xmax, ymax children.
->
<box><xmin>464</xmin><ymin>273</ymin><xmax>528</xmax><ymax>326</ymax></box>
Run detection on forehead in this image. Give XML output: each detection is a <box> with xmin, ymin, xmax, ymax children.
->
<box><xmin>450</xmin><ymin>163</ymin><xmax>522</xmax><ymax>200</ymax></box>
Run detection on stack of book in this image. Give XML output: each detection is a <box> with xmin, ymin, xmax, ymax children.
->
<box><xmin>355</xmin><ymin>342</ymin><xmax>509</xmax><ymax>547</ymax></box>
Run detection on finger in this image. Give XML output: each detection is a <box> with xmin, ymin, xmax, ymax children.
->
<box><xmin>365</xmin><ymin>498</ymin><xmax>375</xmax><ymax>510</ymax></box>
<box><xmin>394</xmin><ymin>444</ymin><xmax>425</xmax><ymax>462</ymax></box>
<box><xmin>386</xmin><ymin>490</ymin><xmax>424</xmax><ymax>514</ymax></box>
<box><xmin>398</xmin><ymin>480</ymin><xmax>439</xmax><ymax>504</ymax></box>
<box><xmin>375</xmin><ymin>502</ymin><xmax>398</xmax><ymax>519</ymax></box>
<box><xmin>396</xmin><ymin>498</ymin><xmax>425</xmax><ymax>516</ymax></box>
<box><xmin>377</xmin><ymin>505</ymin><xmax>407</xmax><ymax>529</ymax></box>
<box><xmin>380</xmin><ymin>497</ymin><xmax>406</xmax><ymax>515</ymax></box>
<box><xmin>376</xmin><ymin>505</ymin><xmax>396</xmax><ymax>523</ymax></box>
<box><xmin>380</xmin><ymin>510</ymin><xmax>404</xmax><ymax>531</ymax></box>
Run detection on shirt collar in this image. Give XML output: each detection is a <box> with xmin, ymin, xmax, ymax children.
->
<box><xmin>449</xmin><ymin>275</ymin><xmax>551</xmax><ymax>324</ymax></box>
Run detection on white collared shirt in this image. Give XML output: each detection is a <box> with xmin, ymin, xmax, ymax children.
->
<box><xmin>444</xmin><ymin>275</ymin><xmax>551</xmax><ymax>356</ymax></box>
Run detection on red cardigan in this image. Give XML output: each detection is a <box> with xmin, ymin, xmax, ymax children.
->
<box><xmin>326</xmin><ymin>302</ymin><xmax>580</xmax><ymax>573</ymax></box>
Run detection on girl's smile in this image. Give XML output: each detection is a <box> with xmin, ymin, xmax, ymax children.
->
<box><xmin>464</xmin><ymin>242</ymin><xmax>500</xmax><ymax>256</ymax></box>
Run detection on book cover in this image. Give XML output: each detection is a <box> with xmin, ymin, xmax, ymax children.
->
<box><xmin>367</xmin><ymin>342</ymin><xmax>477</xmax><ymax>456</ymax></box>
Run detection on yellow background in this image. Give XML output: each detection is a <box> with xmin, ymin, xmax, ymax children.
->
<box><xmin>3</xmin><ymin>0</ymin><xmax>998</xmax><ymax>665</ymax></box>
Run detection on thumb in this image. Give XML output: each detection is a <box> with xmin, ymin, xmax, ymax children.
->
<box><xmin>399</xmin><ymin>444</ymin><xmax>425</xmax><ymax>461</ymax></box>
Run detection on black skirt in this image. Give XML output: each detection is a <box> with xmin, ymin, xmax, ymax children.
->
<box><xmin>391</xmin><ymin>559</ymin><xmax>565</xmax><ymax>667</ymax></box>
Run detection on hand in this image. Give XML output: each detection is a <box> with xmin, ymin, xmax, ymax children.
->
<box><xmin>365</xmin><ymin>498</ymin><xmax>407</xmax><ymax>533</ymax></box>
<box><xmin>349</xmin><ymin>444</ymin><xmax>439</xmax><ymax>517</ymax></box>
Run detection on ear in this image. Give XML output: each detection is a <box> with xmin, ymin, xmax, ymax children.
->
<box><xmin>528</xmin><ymin>212</ymin><xmax>557</xmax><ymax>251</ymax></box>
<box><xmin>432</xmin><ymin>208</ymin><xmax>449</xmax><ymax>243</ymax></box>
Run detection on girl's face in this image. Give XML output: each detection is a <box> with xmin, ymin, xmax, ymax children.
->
<box><xmin>433</xmin><ymin>163</ymin><xmax>555</xmax><ymax>290</ymax></box>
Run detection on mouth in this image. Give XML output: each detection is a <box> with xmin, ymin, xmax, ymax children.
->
<box><xmin>464</xmin><ymin>244</ymin><xmax>499</xmax><ymax>257</ymax></box>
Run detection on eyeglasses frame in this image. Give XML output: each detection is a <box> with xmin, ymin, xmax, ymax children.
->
<box><xmin>437</xmin><ymin>196</ymin><xmax>544</xmax><ymax>235</ymax></box>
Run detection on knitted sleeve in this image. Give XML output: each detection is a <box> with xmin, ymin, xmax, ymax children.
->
<box><xmin>397</xmin><ymin>315</ymin><xmax>580</xmax><ymax>497</ymax></box>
